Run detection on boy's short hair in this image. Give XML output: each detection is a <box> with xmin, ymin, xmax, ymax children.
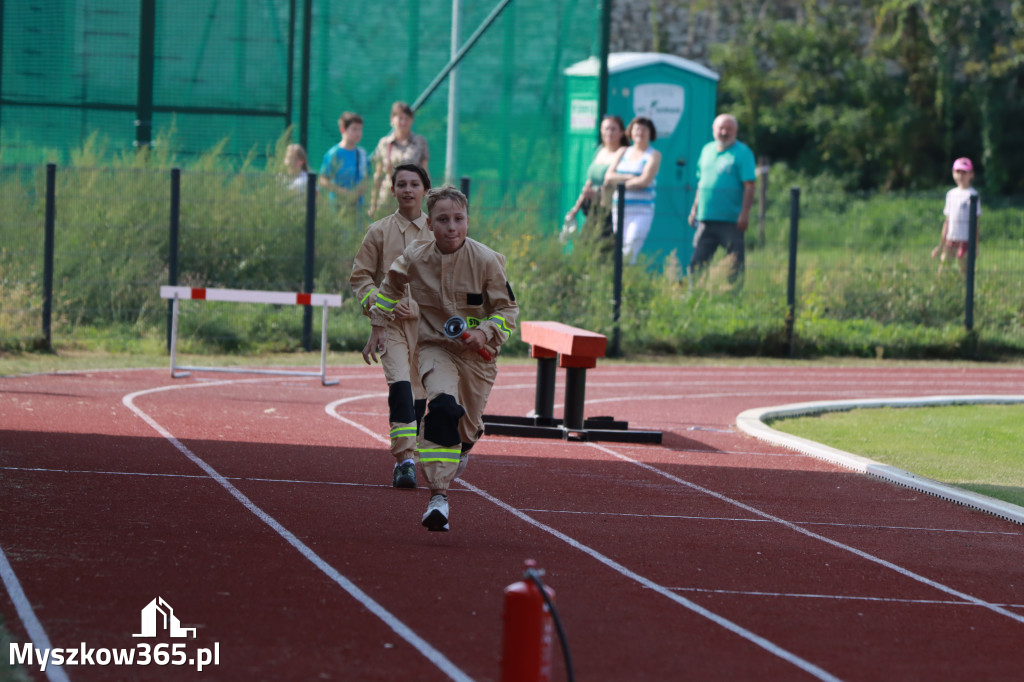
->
<box><xmin>339</xmin><ymin>112</ymin><xmax>363</xmax><ymax>130</ymax></box>
<box><xmin>391</xmin><ymin>101</ymin><xmax>415</xmax><ymax>118</ymax></box>
<box><xmin>426</xmin><ymin>185</ymin><xmax>467</xmax><ymax>215</ymax></box>
<box><xmin>392</xmin><ymin>163</ymin><xmax>431</xmax><ymax>191</ymax></box>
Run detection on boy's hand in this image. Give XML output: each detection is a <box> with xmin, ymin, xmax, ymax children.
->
<box><xmin>462</xmin><ymin>328</ymin><xmax>487</xmax><ymax>352</ymax></box>
<box><xmin>362</xmin><ymin>326</ymin><xmax>388</xmax><ymax>365</ymax></box>
<box><xmin>394</xmin><ymin>301</ymin><xmax>415</xmax><ymax>320</ymax></box>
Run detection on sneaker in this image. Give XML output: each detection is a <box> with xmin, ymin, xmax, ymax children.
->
<box><xmin>392</xmin><ymin>461</ymin><xmax>417</xmax><ymax>489</ymax></box>
<box><xmin>421</xmin><ymin>494</ymin><xmax>450</xmax><ymax>532</ymax></box>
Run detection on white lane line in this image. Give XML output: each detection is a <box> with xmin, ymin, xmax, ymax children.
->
<box><xmin>588</xmin><ymin>441</ymin><xmax>1024</xmax><ymax>626</ymax></box>
<box><xmin>325</xmin><ymin>400</ymin><xmax>843</xmax><ymax>682</ymax></box>
<box><xmin>518</xmin><ymin>508</ymin><xmax>1020</xmax><ymax>536</ymax></box>
<box><xmin>0</xmin><ymin>542</ymin><xmax>71</xmax><ymax>682</ymax></box>
<box><xmin>5</xmin><ymin>465</ymin><xmax>1015</xmax><ymax>539</ymax></box>
<box><xmin>459</xmin><ymin>480</ymin><xmax>843</xmax><ymax>682</ymax></box>
<box><xmin>666</xmin><ymin>586</ymin><xmax>1024</xmax><ymax>609</ymax></box>
<box><xmin>123</xmin><ymin>382</ymin><xmax>472</xmax><ymax>682</ymax></box>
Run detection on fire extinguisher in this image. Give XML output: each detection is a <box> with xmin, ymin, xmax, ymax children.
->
<box><xmin>500</xmin><ymin>560</ymin><xmax>574</xmax><ymax>682</ymax></box>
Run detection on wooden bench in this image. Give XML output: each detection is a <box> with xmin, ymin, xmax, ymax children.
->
<box><xmin>483</xmin><ymin>321</ymin><xmax>661</xmax><ymax>443</ymax></box>
<box><xmin>521</xmin><ymin>321</ymin><xmax>607</xmax><ymax>431</ymax></box>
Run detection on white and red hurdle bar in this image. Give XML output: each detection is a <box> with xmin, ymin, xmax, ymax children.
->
<box><xmin>159</xmin><ymin>286</ymin><xmax>343</xmax><ymax>386</ymax></box>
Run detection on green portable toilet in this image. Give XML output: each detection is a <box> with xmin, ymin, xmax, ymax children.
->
<box><xmin>563</xmin><ymin>52</ymin><xmax>719</xmax><ymax>269</ymax></box>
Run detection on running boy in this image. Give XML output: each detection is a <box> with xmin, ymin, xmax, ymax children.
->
<box><xmin>362</xmin><ymin>186</ymin><xmax>518</xmax><ymax>531</ymax></box>
<box><xmin>350</xmin><ymin>164</ymin><xmax>432</xmax><ymax>489</ymax></box>
<box><xmin>931</xmin><ymin>157</ymin><xmax>981</xmax><ymax>272</ymax></box>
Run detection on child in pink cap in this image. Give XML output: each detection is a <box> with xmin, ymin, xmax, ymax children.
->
<box><xmin>931</xmin><ymin>157</ymin><xmax>981</xmax><ymax>272</ymax></box>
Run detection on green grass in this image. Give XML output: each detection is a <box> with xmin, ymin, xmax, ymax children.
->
<box><xmin>772</xmin><ymin>405</ymin><xmax>1024</xmax><ymax>507</ymax></box>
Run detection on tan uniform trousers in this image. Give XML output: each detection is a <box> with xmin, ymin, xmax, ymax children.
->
<box><xmin>381</xmin><ymin>314</ymin><xmax>425</xmax><ymax>463</ymax></box>
<box><xmin>416</xmin><ymin>343</ymin><xmax>496</xmax><ymax>494</ymax></box>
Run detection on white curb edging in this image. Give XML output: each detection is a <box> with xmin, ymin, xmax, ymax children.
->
<box><xmin>736</xmin><ymin>395</ymin><xmax>1024</xmax><ymax>526</ymax></box>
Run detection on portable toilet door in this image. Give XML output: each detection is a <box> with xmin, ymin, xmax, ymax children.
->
<box><xmin>563</xmin><ymin>52</ymin><xmax>719</xmax><ymax>269</ymax></box>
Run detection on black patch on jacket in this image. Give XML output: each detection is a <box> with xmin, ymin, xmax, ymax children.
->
<box><xmin>467</xmin><ymin>292</ymin><xmax>484</xmax><ymax>306</ymax></box>
<box><xmin>506</xmin><ymin>281</ymin><xmax>516</xmax><ymax>302</ymax></box>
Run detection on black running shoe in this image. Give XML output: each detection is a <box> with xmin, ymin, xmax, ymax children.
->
<box><xmin>392</xmin><ymin>461</ymin><xmax>417</xmax><ymax>489</ymax></box>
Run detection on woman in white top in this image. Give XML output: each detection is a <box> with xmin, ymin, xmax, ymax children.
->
<box><xmin>604</xmin><ymin>116</ymin><xmax>661</xmax><ymax>264</ymax></box>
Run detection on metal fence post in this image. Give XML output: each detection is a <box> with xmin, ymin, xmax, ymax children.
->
<box><xmin>460</xmin><ymin>176</ymin><xmax>470</xmax><ymax>204</ymax></box>
<box><xmin>166</xmin><ymin>167</ymin><xmax>181</xmax><ymax>352</ymax></box>
<box><xmin>302</xmin><ymin>171</ymin><xmax>317</xmax><ymax>351</ymax></box>
<box><xmin>964</xmin><ymin>193</ymin><xmax>979</xmax><ymax>331</ymax></box>
<box><xmin>42</xmin><ymin>163</ymin><xmax>56</xmax><ymax>350</ymax></box>
<box><xmin>786</xmin><ymin>187</ymin><xmax>800</xmax><ymax>356</ymax></box>
<box><xmin>609</xmin><ymin>183</ymin><xmax>625</xmax><ymax>358</ymax></box>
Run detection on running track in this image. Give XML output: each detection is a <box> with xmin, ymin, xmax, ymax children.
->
<box><xmin>2</xmin><ymin>364</ymin><xmax>1023</xmax><ymax>681</ymax></box>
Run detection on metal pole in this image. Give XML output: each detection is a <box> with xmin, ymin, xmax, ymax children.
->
<box><xmin>411</xmin><ymin>0</ymin><xmax>513</xmax><ymax>112</ymax></box>
<box><xmin>42</xmin><ymin>163</ymin><xmax>56</xmax><ymax>350</ymax></box>
<box><xmin>610</xmin><ymin>183</ymin><xmax>625</xmax><ymax>357</ymax></box>
<box><xmin>166</xmin><ymin>168</ymin><xmax>181</xmax><ymax>352</ymax></box>
<box><xmin>964</xmin><ymin>194</ymin><xmax>979</xmax><ymax>331</ymax></box>
<box><xmin>285</xmin><ymin>0</ymin><xmax>295</xmax><ymax>129</ymax></box>
<box><xmin>598</xmin><ymin>0</ymin><xmax>611</xmax><ymax>122</ymax></box>
<box><xmin>445</xmin><ymin>0</ymin><xmax>462</xmax><ymax>184</ymax></box>
<box><xmin>757</xmin><ymin>156</ymin><xmax>769</xmax><ymax>247</ymax></box>
<box><xmin>302</xmin><ymin>171</ymin><xmax>317</xmax><ymax>351</ymax></box>
<box><xmin>786</xmin><ymin>187</ymin><xmax>800</xmax><ymax>356</ymax></box>
<box><xmin>298</xmin><ymin>0</ymin><xmax>312</xmax><ymax>151</ymax></box>
<box><xmin>460</xmin><ymin>176</ymin><xmax>470</xmax><ymax>204</ymax></box>
<box><xmin>135</xmin><ymin>0</ymin><xmax>156</xmax><ymax>149</ymax></box>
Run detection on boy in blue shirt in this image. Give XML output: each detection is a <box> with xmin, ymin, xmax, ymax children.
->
<box><xmin>319</xmin><ymin>112</ymin><xmax>369</xmax><ymax>206</ymax></box>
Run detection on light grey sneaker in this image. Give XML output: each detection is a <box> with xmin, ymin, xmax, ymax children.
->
<box><xmin>455</xmin><ymin>453</ymin><xmax>469</xmax><ymax>478</ymax></box>
<box><xmin>421</xmin><ymin>494</ymin><xmax>450</xmax><ymax>532</ymax></box>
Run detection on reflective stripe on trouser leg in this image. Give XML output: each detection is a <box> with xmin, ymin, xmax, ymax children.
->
<box><xmin>417</xmin><ymin>344</ymin><xmax>497</xmax><ymax>491</ymax></box>
<box><xmin>382</xmin><ymin>316</ymin><xmax>423</xmax><ymax>462</ymax></box>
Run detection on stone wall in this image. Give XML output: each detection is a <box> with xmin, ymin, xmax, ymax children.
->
<box><xmin>608</xmin><ymin>0</ymin><xmax>801</xmax><ymax>65</ymax></box>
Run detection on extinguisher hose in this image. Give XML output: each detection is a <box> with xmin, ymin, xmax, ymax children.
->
<box><xmin>526</xmin><ymin>569</ymin><xmax>575</xmax><ymax>682</ymax></box>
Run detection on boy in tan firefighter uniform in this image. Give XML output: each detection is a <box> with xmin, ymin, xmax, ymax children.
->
<box><xmin>349</xmin><ymin>164</ymin><xmax>432</xmax><ymax>489</ymax></box>
<box><xmin>363</xmin><ymin>185</ymin><xmax>517</xmax><ymax>531</ymax></box>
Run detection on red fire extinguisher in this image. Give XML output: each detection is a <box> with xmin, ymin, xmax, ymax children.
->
<box><xmin>501</xmin><ymin>560</ymin><xmax>555</xmax><ymax>682</ymax></box>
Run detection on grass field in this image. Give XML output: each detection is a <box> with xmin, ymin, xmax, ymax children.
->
<box><xmin>773</xmin><ymin>405</ymin><xmax>1024</xmax><ymax>508</ymax></box>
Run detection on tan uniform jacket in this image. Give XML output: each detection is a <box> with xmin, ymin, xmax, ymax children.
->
<box><xmin>349</xmin><ymin>211</ymin><xmax>430</xmax><ymax>315</ymax></box>
<box><xmin>371</xmin><ymin>237</ymin><xmax>518</xmax><ymax>359</ymax></box>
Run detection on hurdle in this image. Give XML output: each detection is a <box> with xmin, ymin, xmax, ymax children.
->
<box><xmin>160</xmin><ymin>286</ymin><xmax>343</xmax><ymax>386</ymax></box>
<box><xmin>483</xmin><ymin>321</ymin><xmax>662</xmax><ymax>443</ymax></box>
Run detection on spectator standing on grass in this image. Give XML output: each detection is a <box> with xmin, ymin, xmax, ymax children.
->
<box><xmin>604</xmin><ymin>116</ymin><xmax>661</xmax><ymax>265</ymax></box>
<box><xmin>564</xmin><ymin>114</ymin><xmax>630</xmax><ymax>245</ymax></box>
<box><xmin>319</xmin><ymin>112</ymin><xmax>369</xmax><ymax>206</ymax></box>
<box><xmin>688</xmin><ymin>113</ymin><xmax>756</xmax><ymax>288</ymax></box>
<box><xmin>362</xmin><ymin>185</ymin><xmax>517</xmax><ymax>532</ymax></box>
<box><xmin>369</xmin><ymin>102</ymin><xmax>431</xmax><ymax>218</ymax></box>
<box><xmin>931</xmin><ymin>157</ymin><xmax>981</xmax><ymax>274</ymax></box>
<box><xmin>282</xmin><ymin>144</ymin><xmax>311</xmax><ymax>193</ymax></box>
<box><xmin>350</xmin><ymin>164</ymin><xmax>432</xmax><ymax>490</ymax></box>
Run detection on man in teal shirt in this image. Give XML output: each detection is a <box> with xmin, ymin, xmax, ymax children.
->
<box><xmin>688</xmin><ymin>113</ymin><xmax>756</xmax><ymax>288</ymax></box>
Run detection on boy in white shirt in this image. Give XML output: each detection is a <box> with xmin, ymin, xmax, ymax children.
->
<box><xmin>931</xmin><ymin>157</ymin><xmax>981</xmax><ymax>272</ymax></box>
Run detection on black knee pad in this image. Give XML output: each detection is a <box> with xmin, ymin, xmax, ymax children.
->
<box><xmin>414</xmin><ymin>398</ymin><xmax>427</xmax><ymax>429</ymax></box>
<box><xmin>387</xmin><ymin>381</ymin><xmax>416</xmax><ymax>424</ymax></box>
<box><xmin>461</xmin><ymin>429</ymin><xmax>483</xmax><ymax>453</ymax></box>
<box><xmin>423</xmin><ymin>394</ymin><xmax>465</xmax><ymax>447</ymax></box>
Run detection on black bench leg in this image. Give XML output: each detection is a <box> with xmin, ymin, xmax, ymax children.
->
<box><xmin>563</xmin><ymin>367</ymin><xmax>587</xmax><ymax>431</ymax></box>
<box><xmin>534</xmin><ymin>356</ymin><xmax>557</xmax><ymax>425</ymax></box>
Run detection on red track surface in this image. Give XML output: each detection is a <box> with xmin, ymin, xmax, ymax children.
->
<box><xmin>2</xmin><ymin>364</ymin><xmax>1023</xmax><ymax>681</ymax></box>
